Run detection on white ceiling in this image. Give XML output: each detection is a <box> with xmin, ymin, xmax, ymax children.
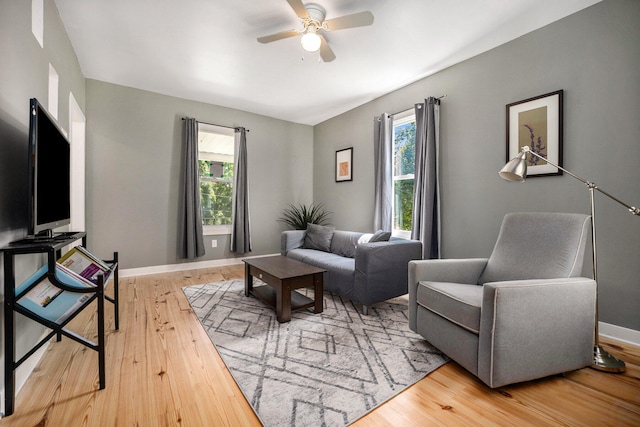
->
<box><xmin>54</xmin><ymin>0</ymin><xmax>601</xmax><ymax>126</ymax></box>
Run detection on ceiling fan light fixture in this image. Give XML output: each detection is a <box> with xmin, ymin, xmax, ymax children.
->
<box><xmin>257</xmin><ymin>0</ymin><xmax>373</xmax><ymax>62</ymax></box>
<box><xmin>301</xmin><ymin>31</ymin><xmax>321</xmax><ymax>52</ymax></box>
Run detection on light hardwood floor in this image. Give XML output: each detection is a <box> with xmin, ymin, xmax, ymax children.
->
<box><xmin>2</xmin><ymin>265</ymin><xmax>639</xmax><ymax>426</ymax></box>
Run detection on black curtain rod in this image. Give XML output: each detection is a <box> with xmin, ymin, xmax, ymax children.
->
<box><xmin>182</xmin><ymin>117</ymin><xmax>249</xmax><ymax>132</ymax></box>
<box><xmin>388</xmin><ymin>94</ymin><xmax>447</xmax><ymax>117</ymax></box>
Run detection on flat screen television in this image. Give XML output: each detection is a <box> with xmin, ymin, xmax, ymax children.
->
<box><xmin>27</xmin><ymin>98</ymin><xmax>71</xmax><ymax>238</ymax></box>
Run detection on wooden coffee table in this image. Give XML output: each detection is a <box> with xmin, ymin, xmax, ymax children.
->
<box><xmin>243</xmin><ymin>255</ymin><xmax>325</xmax><ymax>323</ymax></box>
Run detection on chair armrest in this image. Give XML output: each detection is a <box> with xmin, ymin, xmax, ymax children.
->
<box><xmin>477</xmin><ymin>277</ymin><xmax>597</xmax><ymax>388</ymax></box>
<box><xmin>353</xmin><ymin>239</ymin><xmax>422</xmax><ymax>306</ymax></box>
<box><xmin>281</xmin><ymin>230</ymin><xmax>306</xmax><ymax>255</ymax></box>
<box><xmin>409</xmin><ymin>258</ymin><xmax>489</xmax><ymax>284</ymax></box>
<box><xmin>408</xmin><ymin>258</ymin><xmax>488</xmax><ymax>330</ymax></box>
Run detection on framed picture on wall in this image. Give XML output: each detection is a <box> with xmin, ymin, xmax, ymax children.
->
<box><xmin>335</xmin><ymin>147</ymin><xmax>353</xmax><ymax>182</ymax></box>
<box><xmin>506</xmin><ymin>90</ymin><xmax>563</xmax><ymax>177</ymax></box>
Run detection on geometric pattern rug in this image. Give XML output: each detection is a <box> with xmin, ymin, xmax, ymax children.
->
<box><xmin>182</xmin><ymin>279</ymin><xmax>448</xmax><ymax>427</ymax></box>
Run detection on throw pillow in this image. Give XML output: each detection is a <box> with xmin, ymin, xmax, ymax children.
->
<box><xmin>369</xmin><ymin>230</ymin><xmax>391</xmax><ymax>242</ymax></box>
<box><xmin>303</xmin><ymin>223</ymin><xmax>335</xmax><ymax>252</ymax></box>
<box><xmin>357</xmin><ymin>233</ymin><xmax>373</xmax><ymax>244</ymax></box>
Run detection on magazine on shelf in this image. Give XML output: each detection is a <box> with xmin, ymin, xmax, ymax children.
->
<box><xmin>22</xmin><ymin>279</ymin><xmax>63</xmax><ymax>308</ymax></box>
<box><xmin>14</xmin><ymin>246</ymin><xmax>112</xmax><ymax>325</ymax></box>
<box><xmin>57</xmin><ymin>246</ymin><xmax>111</xmax><ymax>286</ymax></box>
<box><xmin>16</xmin><ymin>265</ymin><xmax>94</xmax><ymax>324</ymax></box>
<box><xmin>76</xmin><ymin>246</ymin><xmax>110</xmax><ymax>270</ymax></box>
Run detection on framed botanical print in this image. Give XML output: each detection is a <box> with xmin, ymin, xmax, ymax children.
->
<box><xmin>335</xmin><ymin>147</ymin><xmax>353</xmax><ymax>182</ymax></box>
<box><xmin>506</xmin><ymin>90</ymin><xmax>563</xmax><ymax>177</ymax></box>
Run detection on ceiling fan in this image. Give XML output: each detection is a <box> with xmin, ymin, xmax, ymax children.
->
<box><xmin>257</xmin><ymin>0</ymin><xmax>374</xmax><ymax>62</ymax></box>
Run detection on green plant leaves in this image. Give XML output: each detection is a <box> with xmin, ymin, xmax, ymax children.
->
<box><xmin>278</xmin><ymin>203</ymin><xmax>332</xmax><ymax>230</ymax></box>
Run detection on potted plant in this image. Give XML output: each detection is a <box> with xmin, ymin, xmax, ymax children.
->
<box><xmin>278</xmin><ymin>203</ymin><xmax>332</xmax><ymax>230</ymax></box>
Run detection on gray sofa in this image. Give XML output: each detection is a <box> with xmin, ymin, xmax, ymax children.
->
<box><xmin>281</xmin><ymin>227</ymin><xmax>422</xmax><ymax>314</ymax></box>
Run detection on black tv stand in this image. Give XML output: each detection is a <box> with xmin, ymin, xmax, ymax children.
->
<box><xmin>9</xmin><ymin>231</ymin><xmax>82</xmax><ymax>246</ymax></box>
<box><xmin>1</xmin><ymin>232</ymin><xmax>119</xmax><ymax>417</ymax></box>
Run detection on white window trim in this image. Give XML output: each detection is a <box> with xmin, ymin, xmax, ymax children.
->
<box><xmin>198</xmin><ymin>123</ymin><xmax>235</xmax><ymax>235</ymax></box>
<box><xmin>393</xmin><ymin>229</ymin><xmax>412</xmax><ymax>239</ymax></box>
<box><xmin>392</xmin><ymin>171</ymin><xmax>415</xmax><ymax>239</ymax></box>
<box><xmin>392</xmin><ymin>109</ymin><xmax>416</xmax><ymax>238</ymax></box>
<box><xmin>394</xmin><ymin>109</ymin><xmax>415</xmax><ymax>125</ymax></box>
<box><xmin>203</xmin><ymin>224</ymin><xmax>231</xmax><ymax>236</ymax></box>
<box><xmin>394</xmin><ymin>173</ymin><xmax>414</xmax><ymax>181</ymax></box>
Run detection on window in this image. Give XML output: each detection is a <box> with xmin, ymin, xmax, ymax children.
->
<box><xmin>198</xmin><ymin>123</ymin><xmax>234</xmax><ymax>235</ymax></box>
<box><xmin>32</xmin><ymin>0</ymin><xmax>44</xmax><ymax>48</ymax></box>
<box><xmin>392</xmin><ymin>110</ymin><xmax>416</xmax><ymax>238</ymax></box>
<box><xmin>48</xmin><ymin>64</ymin><xmax>59</xmax><ymax>120</ymax></box>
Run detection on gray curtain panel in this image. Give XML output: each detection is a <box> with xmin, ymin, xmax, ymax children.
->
<box><xmin>411</xmin><ymin>98</ymin><xmax>441</xmax><ymax>259</ymax></box>
<box><xmin>373</xmin><ymin>113</ymin><xmax>393</xmax><ymax>231</ymax></box>
<box><xmin>230</xmin><ymin>127</ymin><xmax>252</xmax><ymax>253</ymax></box>
<box><xmin>178</xmin><ymin>117</ymin><xmax>205</xmax><ymax>259</ymax></box>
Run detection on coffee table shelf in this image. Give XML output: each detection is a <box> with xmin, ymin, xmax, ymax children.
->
<box><xmin>243</xmin><ymin>255</ymin><xmax>325</xmax><ymax>323</ymax></box>
<box><xmin>251</xmin><ymin>285</ymin><xmax>315</xmax><ymax>312</ymax></box>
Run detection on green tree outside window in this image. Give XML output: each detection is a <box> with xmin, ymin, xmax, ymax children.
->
<box><xmin>199</xmin><ymin>160</ymin><xmax>234</xmax><ymax>226</ymax></box>
<box><xmin>393</xmin><ymin>121</ymin><xmax>416</xmax><ymax>232</ymax></box>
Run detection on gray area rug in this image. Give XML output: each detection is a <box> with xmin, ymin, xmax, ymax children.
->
<box><xmin>182</xmin><ymin>279</ymin><xmax>448</xmax><ymax>426</ymax></box>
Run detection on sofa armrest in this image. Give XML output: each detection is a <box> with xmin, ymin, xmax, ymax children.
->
<box><xmin>353</xmin><ymin>239</ymin><xmax>422</xmax><ymax>307</ymax></box>
<box><xmin>281</xmin><ymin>230</ymin><xmax>306</xmax><ymax>255</ymax></box>
<box><xmin>477</xmin><ymin>277</ymin><xmax>597</xmax><ymax>388</ymax></box>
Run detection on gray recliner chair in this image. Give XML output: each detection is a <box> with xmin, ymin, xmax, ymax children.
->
<box><xmin>408</xmin><ymin>212</ymin><xmax>597</xmax><ymax>388</ymax></box>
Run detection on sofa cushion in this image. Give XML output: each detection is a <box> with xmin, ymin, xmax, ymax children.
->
<box><xmin>287</xmin><ymin>248</ymin><xmax>353</xmax><ymax>271</ymax></box>
<box><xmin>416</xmin><ymin>281</ymin><xmax>483</xmax><ymax>334</ymax></box>
<box><xmin>287</xmin><ymin>248</ymin><xmax>355</xmax><ymax>297</ymax></box>
<box><xmin>369</xmin><ymin>230</ymin><xmax>391</xmax><ymax>242</ymax></box>
<box><xmin>287</xmin><ymin>249</ymin><xmax>356</xmax><ymax>299</ymax></box>
<box><xmin>330</xmin><ymin>230</ymin><xmax>363</xmax><ymax>258</ymax></box>
<box><xmin>303</xmin><ymin>223</ymin><xmax>335</xmax><ymax>252</ymax></box>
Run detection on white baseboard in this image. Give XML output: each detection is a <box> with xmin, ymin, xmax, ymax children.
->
<box><xmin>122</xmin><ymin>258</ymin><xmax>640</xmax><ymax>347</ymax></box>
<box><xmin>15</xmin><ymin>338</ymin><xmax>49</xmax><ymax>392</ymax></box>
<box><xmin>120</xmin><ymin>253</ymin><xmax>280</xmax><ymax>278</ymax></box>
<box><xmin>599</xmin><ymin>321</ymin><xmax>640</xmax><ymax>346</ymax></box>
<box><xmin>2</xmin><ymin>333</ymin><xmax>51</xmax><ymax>416</ymax></box>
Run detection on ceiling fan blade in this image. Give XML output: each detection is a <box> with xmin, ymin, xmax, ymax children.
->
<box><xmin>257</xmin><ymin>29</ymin><xmax>300</xmax><ymax>44</ymax></box>
<box><xmin>287</xmin><ymin>0</ymin><xmax>309</xmax><ymax>19</ymax></box>
<box><xmin>324</xmin><ymin>11</ymin><xmax>374</xmax><ymax>31</ymax></box>
<box><xmin>319</xmin><ymin>35</ymin><xmax>336</xmax><ymax>62</ymax></box>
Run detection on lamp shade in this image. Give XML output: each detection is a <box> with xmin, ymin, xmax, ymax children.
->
<box><xmin>499</xmin><ymin>151</ymin><xmax>528</xmax><ymax>182</ymax></box>
<box><xmin>301</xmin><ymin>32</ymin><xmax>321</xmax><ymax>52</ymax></box>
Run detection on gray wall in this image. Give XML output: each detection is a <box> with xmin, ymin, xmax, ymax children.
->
<box><xmin>1</xmin><ymin>2</ymin><xmax>638</xmax><ymax>398</ymax></box>
<box><xmin>313</xmin><ymin>0</ymin><xmax>640</xmax><ymax>331</ymax></box>
<box><xmin>0</xmin><ymin>0</ymin><xmax>312</xmax><ymax>401</ymax></box>
<box><xmin>0</xmin><ymin>0</ymin><xmax>86</xmax><ymax>393</ymax></box>
<box><xmin>85</xmin><ymin>80</ymin><xmax>314</xmax><ymax>269</ymax></box>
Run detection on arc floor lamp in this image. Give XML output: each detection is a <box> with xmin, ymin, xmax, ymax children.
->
<box><xmin>499</xmin><ymin>145</ymin><xmax>639</xmax><ymax>373</ymax></box>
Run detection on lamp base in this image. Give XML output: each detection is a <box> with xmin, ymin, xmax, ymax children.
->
<box><xmin>591</xmin><ymin>345</ymin><xmax>626</xmax><ymax>373</ymax></box>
